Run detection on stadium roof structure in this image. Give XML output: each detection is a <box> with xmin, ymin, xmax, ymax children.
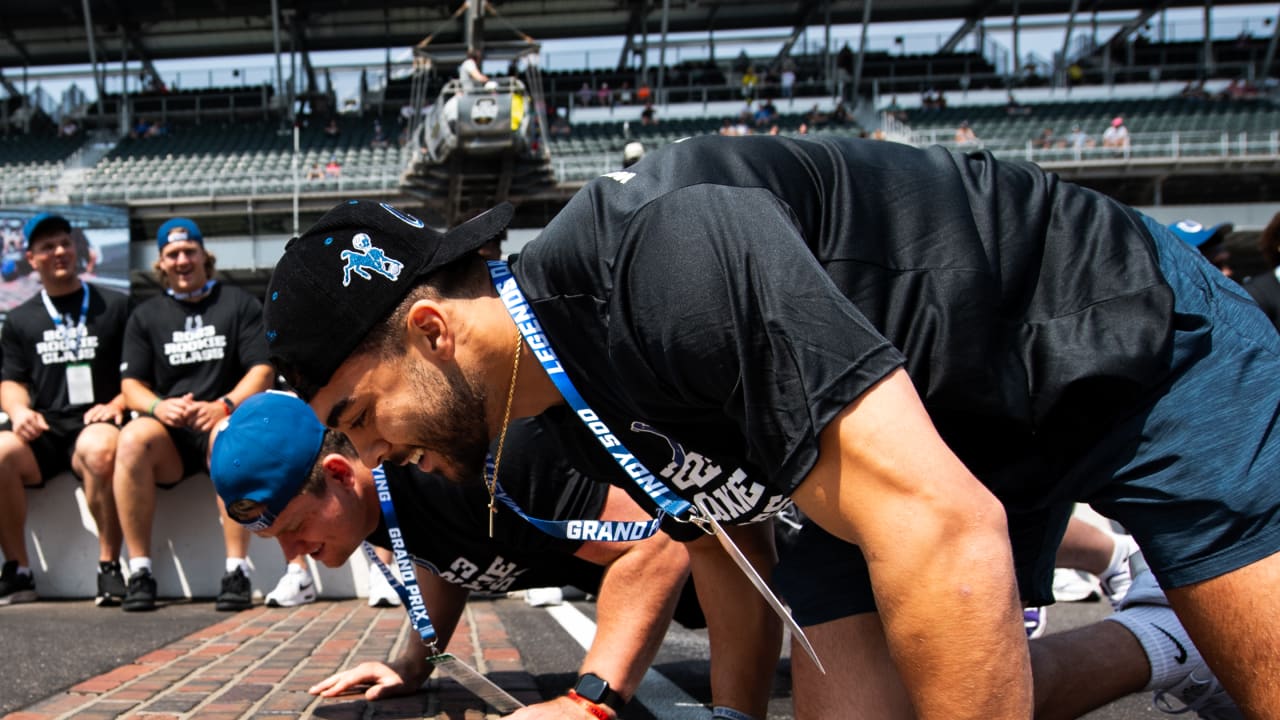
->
<box><xmin>0</xmin><ymin>1</ymin><xmax>1269</xmax><ymax>70</ymax></box>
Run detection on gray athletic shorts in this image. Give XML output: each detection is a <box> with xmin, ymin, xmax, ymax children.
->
<box><xmin>775</xmin><ymin>214</ymin><xmax>1280</xmax><ymax>626</ymax></box>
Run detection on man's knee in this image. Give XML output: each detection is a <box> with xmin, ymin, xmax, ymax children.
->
<box><xmin>0</xmin><ymin>432</ymin><xmax>42</xmax><ymax>486</ymax></box>
<box><xmin>74</xmin><ymin>426</ymin><xmax>120</xmax><ymax>480</ymax></box>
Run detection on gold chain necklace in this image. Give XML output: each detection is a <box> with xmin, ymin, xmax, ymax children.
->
<box><xmin>487</xmin><ymin>331</ymin><xmax>523</xmax><ymax>538</ymax></box>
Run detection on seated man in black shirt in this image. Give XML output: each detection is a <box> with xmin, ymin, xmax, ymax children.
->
<box><xmin>0</xmin><ymin>213</ymin><xmax>131</xmax><ymax>606</ymax></box>
<box><xmin>113</xmin><ymin>218</ymin><xmax>274</xmax><ymax>612</ymax></box>
<box><xmin>211</xmin><ymin>391</ymin><xmax>772</xmax><ymax>720</ymax></box>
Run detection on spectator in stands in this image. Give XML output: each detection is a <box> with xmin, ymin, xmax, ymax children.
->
<box><xmin>112</xmin><ymin>218</ymin><xmax>275</xmax><ymax>612</ymax></box>
<box><xmin>805</xmin><ymin>103</ymin><xmax>829</xmax><ymax>127</ymax></box>
<box><xmin>1102</xmin><ymin>117</ymin><xmax>1130</xmax><ymax>152</ymax></box>
<box><xmin>741</xmin><ymin>65</ymin><xmax>759</xmax><ymax>100</ymax></box>
<box><xmin>636</xmin><ymin>81</ymin><xmax>652</xmax><ymax>105</ymax></box>
<box><xmin>1034</xmin><ymin>127</ymin><xmax>1058</xmax><ymax>150</ymax></box>
<box><xmin>954</xmin><ymin>120</ymin><xmax>979</xmax><ymax>146</ymax></box>
<box><xmin>1169</xmin><ymin>219</ymin><xmax>1235</xmax><ymax>279</ymax></box>
<box><xmin>549</xmin><ymin>112</ymin><xmax>571</xmax><ymax>137</ymax></box>
<box><xmin>1066</xmin><ymin>62</ymin><xmax>1084</xmax><ymax>89</ymax></box>
<box><xmin>640</xmin><ymin>102</ymin><xmax>657</xmax><ymax>126</ymax></box>
<box><xmin>323</xmin><ymin>118</ymin><xmax>340</xmax><ymax>138</ymax></box>
<box><xmin>58</xmin><ymin>118</ymin><xmax>79</xmax><ymax>137</ymax></box>
<box><xmin>1181</xmin><ymin>79</ymin><xmax>1210</xmax><ymax>100</ymax></box>
<box><xmin>144</xmin><ymin>120</ymin><xmax>167</xmax><ymax>139</ymax></box>
<box><xmin>754</xmin><ymin>97</ymin><xmax>778</xmax><ymax>127</ymax></box>
<box><xmin>576</xmin><ymin>82</ymin><xmax>594</xmax><ymax>108</ymax></box>
<box><xmin>832</xmin><ymin>101</ymin><xmax>852</xmax><ymax>125</ymax></box>
<box><xmin>617</xmin><ymin>81</ymin><xmax>633</xmax><ymax>106</ymax></box>
<box><xmin>1005</xmin><ymin>92</ymin><xmax>1030</xmax><ymax>116</ymax></box>
<box><xmin>597</xmin><ymin>82</ymin><xmax>613</xmax><ymax>109</ymax></box>
<box><xmin>325</xmin><ymin>157</ymin><xmax>342</xmax><ymax>179</ymax></box>
<box><xmin>307</xmin><ymin>163</ymin><xmax>325</xmax><ymax>182</ymax></box>
<box><xmin>130</xmin><ymin>118</ymin><xmax>153</xmax><ymax>139</ymax></box>
<box><xmin>458</xmin><ymin>49</ymin><xmax>489</xmax><ymax>92</ymax></box>
<box><xmin>1067</xmin><ymin>124</ymin><xmax>1093</xmax><ymax>152</ymax></box>
<box><xmin>733</xmin><ymin>50</ymin><xmax>751</xmax><ymax>86</ymax></box>
<box><xmin>370</xmin><ymin>119</ymin><xmax>388</xmax><ymax>149</ymax></box>
<box><xmin>1243</xmin><ymin>212</ymin><xmax>1280</xmax><ymax>331</ymax></box>
<box><xmin>0</xmin><ymin>213</ymin><xmax>131</xmax><ymax>607</ymax></box>
<box><xmin>836</xmin><ymin>43</ymin><xmax>854</xmax><ymax>99</ymax></box>
<box><xmin>780</xmin><ymin>59</ymin><xmax>797</xmax><ymax>100</ymax></box>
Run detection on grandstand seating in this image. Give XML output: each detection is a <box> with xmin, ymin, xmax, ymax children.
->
<box><xmin>72</xmin><ymin>113</ymin><xmax>405</xmax><ymax>203</ymax></box>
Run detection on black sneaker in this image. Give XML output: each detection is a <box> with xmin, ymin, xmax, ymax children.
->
<box><xmin>96</xmin><ymin>561</ymin><xmax>128</xmax><ymax>607</ymax></box>
<box><xmin>216</xmin><ymin>567</ymin><xmax>252</xmax><ymax>611</ymax></box>
<box><xmin>122</xmin><ymin>569</ymin><xmax>157</xmax><ymax>612</ymax></box>
<box><xmin>0</xmin><ymin>560</ymin><xmax>37</xmax><ymax>606</ymax></box>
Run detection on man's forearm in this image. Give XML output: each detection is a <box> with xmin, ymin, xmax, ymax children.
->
<box><xmin>0</xmin><ymin>379</ymin><xmax>32</xmax><ymax>418</ymax></box>
<box><xmin>578</xmin><ymin>538</ymin><xmax>686</xmax><ymax>701</ymax></box>
<box><xmin>226</xmin><ymin>364</ymin><xmax>275</xmax><ymax>405</ymax></box>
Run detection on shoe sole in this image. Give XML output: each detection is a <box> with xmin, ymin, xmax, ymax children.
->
<box><xmin>216</xmin><ymin>599</ymin><xmax>253</xmax><ymax>611</ymax></box>
<box><xmin>0</xmin><ymin>590</ymin><xmax>38</xmax><ymax>605</ymax></box>
<box><xmin>265</xmin><ymin>595</ymin><xmax>316</xmax><ymax>608</ymax></box>
<box><xmin>122</xmin><ymin>600</ymin><xmax>157</xmax><ymax>612</ymax></box>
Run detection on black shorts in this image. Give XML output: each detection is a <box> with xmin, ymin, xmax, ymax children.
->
<box><xmin>162</xmin><ymin>424</ymin><xmax>213</xmax><ymax>481</ymax></box>
<box><xmin>5</xmin><ymin>414</ymin><xmax>121</xmax><ymax>485</ymax></box>
<box><xmin>773</xmin><ymin>504</ymin><xmax>1072</xmax><ymax>627</ymax></box>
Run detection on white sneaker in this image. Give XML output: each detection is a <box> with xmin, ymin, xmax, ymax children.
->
<box><xmin>524</xmin><ymin>586</ymin><xmax>564</xmax><ymax>607</ymax></box>
<box><xmin>367</xmin><ymin>562</ymin><xmax>401</xmax><ymax>608</ymax></box>
<box><xmin>265</xmin><ymin>569</ymin><xmax>316</xmax><ymax>608</ymax></box>
<box><xmin>1053</xmin><ymin>568</ymin><xmax>1102</xmax><ymax>602</ymax></box>
<box><xmin>1099</xmin><ymin>534</ymin><xmax>1138</xmax><ymax>609</ymax></box>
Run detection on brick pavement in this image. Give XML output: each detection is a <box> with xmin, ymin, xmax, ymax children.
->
<box><xmin>4</xmin><ymin>599</ymin><xmax>540</xmax><ymax>720</ymax></box>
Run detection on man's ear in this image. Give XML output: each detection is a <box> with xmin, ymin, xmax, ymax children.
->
<box><xmin>322</xmin><ymin>453</ymin><xmax>356</xmax><ymax>487</ymax></box>
<box><xmin>406</xmin><ymin>299</ymin><xmax>454</xmax><ymax>360</ymax></box>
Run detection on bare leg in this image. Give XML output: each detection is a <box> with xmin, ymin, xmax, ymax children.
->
<box><xmin>1031</xmin><ymin>621</ymin><xmax>1148</xmax><ymax>720</ymax></box>
<box><xmin>113</xmin><ymin>418</ymin><xmax>183</xmax><ymax>561</ymax></box>
<box><xmin>0</xmin><ymin>433</ymin><xmax>39</xmax><ymax>566</ymax></box>
<box><xmin>688</xmin><ymin>525</ymin><xmax>782</xmax><ymax>719</ymax></box>
<box><xmin>1055</xmin><ymin>516</ymin><xmax>1115</xmax><ymax>576</ymax></box>
<box><xmin>791</xmin><ymin>613</ymin><xmax>913</xmax><ymax>720</ymax></box>
<box><xmin>792</xmin><ymin>612</ymin><xmax>1153</xmax><ymax>720</ymax></box>
<box><xmin>72</xmin><ymin>423</ymin><xmax>122</xmax><ymax>562</ymax></box>
<box><xmin>215</xmin><ymin>493</ymin><xmax>251</xmax><ymax>559</ymax></box>
<box><xmin>1166</xmin><ymin>551</ymin><xmax>1280</xmax><ymax>717</ymax></box>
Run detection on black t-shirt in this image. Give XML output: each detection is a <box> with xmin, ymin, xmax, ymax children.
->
<box><xmin>121</xmin><ymin>283</ymin><xmax>269</xmax><ymax>400</ymax></box>
<box><xmin>364</xmin><ymin>418</ymin><xmax>610</xmax><ymax>593</ymax></box>
<box><xmin>1</xmin><ymin>283</ymin><xmax>131</xmax><ymax>421</ymax></box>
<box><xmin>512</xmin><ymin>135</ymin><xmax>1173</xmax><ymax>522</ymax></box>
<box><xmin>1244</xmin><ymin>270</ymin><xmax>1280</xmax><ymax>333</ymax></box>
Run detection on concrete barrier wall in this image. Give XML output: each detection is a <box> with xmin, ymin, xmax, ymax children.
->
<box><xmin>14</xmin><ymin>471</ymin><xmax>374</xmax><ymax>601</ymax></box>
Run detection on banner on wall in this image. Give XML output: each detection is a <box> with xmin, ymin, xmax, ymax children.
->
<box><xmin>0</xmin><ymin>204</ymin><xmax>130</xmax><ymax>325</ymax></box>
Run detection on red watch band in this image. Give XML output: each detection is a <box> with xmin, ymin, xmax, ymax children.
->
<box><xmin>567</xmin><ymin>689</ymin><xmax>612</xmax><ymax>719</ymax></box>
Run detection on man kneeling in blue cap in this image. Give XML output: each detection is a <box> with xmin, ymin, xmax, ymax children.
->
<box><xmin>210</xmin><ymin>391</ymin><xmax>774</xmax><ymax>719</ymax></box>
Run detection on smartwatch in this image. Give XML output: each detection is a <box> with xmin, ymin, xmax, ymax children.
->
<box><xmin>572</xmin><ymin>672</ymin><xmax>626</xmax><ymax>713</ymax></box>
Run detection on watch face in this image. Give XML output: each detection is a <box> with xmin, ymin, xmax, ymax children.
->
<box><xmin>575</xmin><ymin>673</ymin><xmax>609</xmax><ymax>702</ymax></box>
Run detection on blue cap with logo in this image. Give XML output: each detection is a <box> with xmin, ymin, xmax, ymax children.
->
<box><xmin>156</xmin><ymin>218</ymin><xmax>204</xmax><ymax>252</ymax></box>
<box><xmin>210</xmin><ymin>390</ymin><xmax>327</xmax><ymax>531</ymax></box>
<box><xmin>22</xmin><ymin>212</ymin><xmax>72</xmax><ymax>248</ymax></box>
<box><xmin>1168</xmin><ymin>219</ymin><xmax>1232</xmax><ymax>249</ymax></box>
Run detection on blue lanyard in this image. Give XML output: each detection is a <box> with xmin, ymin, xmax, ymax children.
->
<box><xmin>486</xmin><ymin>454</ymin><xmax>664</xmax><ymax>542</ymax></box>
<box><xmin>41</xmin><ymin>285</ymin><xmax>89</xmax><ymax>357</ymax></box>
<box><xmin>487</xmin><ymin>260</ymin><xmax>704</xmax><ymax>528</ymax></box>
<box><xmin>367</xmin><ymin>465</ymin><xmax>440</xmax><ymax>652</ymax></box>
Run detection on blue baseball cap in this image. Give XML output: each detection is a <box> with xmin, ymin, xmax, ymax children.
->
<box><xmin>22</xmin><ymin>212</ymin><xmax>72</xmax><ymax>248</ymax></box>
<box><xmin>210</xmin><ymin>391</ymin><xmax>327</xmax><ymax>532</ymax></box>
<box><xmin>156</xmin><ymin>217</ymin><xmax>204</xmax><ymax>252</ymax></box>
<box><xmin>1168</xmin><ymin>219</ymin><xmax>1232</xmax><ymax>249</ymax></box>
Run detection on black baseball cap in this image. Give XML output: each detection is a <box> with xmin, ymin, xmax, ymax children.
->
<box><xmin>264</xmin><ymin>199</ymin><xmax>513</xmax><ymax>399</ymax></box>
